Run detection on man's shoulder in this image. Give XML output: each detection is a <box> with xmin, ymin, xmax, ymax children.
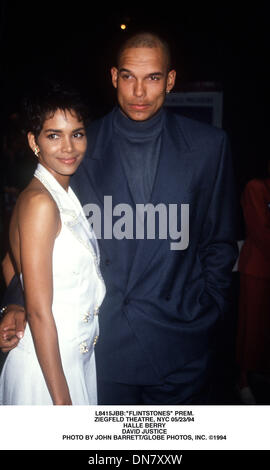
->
<box><xmin>86</xmin><ymin>109</ymin><xmax>115</xmax><ymax>136</ymax></box>
<box><xmin>84</xmin><ymin>109</ymin><xmax>115</xmax><ymax>158</ymax></box>
<box><xmin>165</xmin><ymin>109</ymin><xmax>227</xmax><ymax>145</ymax></box>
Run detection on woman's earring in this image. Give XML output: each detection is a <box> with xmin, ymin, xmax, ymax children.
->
<box><xmin>34</xmin><ymin>147</ymin><xmax>39</xmax><ymax>158</ymax></box>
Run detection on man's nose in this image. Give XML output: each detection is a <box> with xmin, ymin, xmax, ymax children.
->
<box><xmin>133</xmin><ymin>80</ymin><xmax>145</xmax><ymax>97</ymax></box>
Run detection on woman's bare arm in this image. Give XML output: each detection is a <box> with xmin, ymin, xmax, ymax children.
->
<box><xmin>17</xmin><ymin>190</ymin><xmax>71</xmax><ymax>405</ymax></box>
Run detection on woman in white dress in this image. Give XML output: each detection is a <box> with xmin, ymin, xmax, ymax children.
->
<box><xmin>0</xmin><ymin>85</ymin><xmax>105</xmax><ymax>405</ymax></box>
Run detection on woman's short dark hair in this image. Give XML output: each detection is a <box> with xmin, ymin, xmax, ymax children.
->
<box><xmin>22</xmin><ymin>80</ymin><xmax>89</xmax><ymax>139</ymax></box>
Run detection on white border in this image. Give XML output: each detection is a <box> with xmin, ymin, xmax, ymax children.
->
<box><xmin>0</xmin><ymin>405</ymin><xmax>269</xmax><ymax>450</ymax></box>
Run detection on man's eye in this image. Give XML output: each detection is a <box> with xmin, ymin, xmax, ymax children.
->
<box><xmin>121</xmin><ymin>74</ymin><xmax>132</xmax><ymax>80</ymax></box>
<box><xmin>149</xmin><ymin>75</ymin><xmax>160</xmax><ymax>81</ymax></box>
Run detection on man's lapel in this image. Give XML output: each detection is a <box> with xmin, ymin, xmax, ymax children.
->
<box><xmin>78</xmin><ymin>110</ymin><xmax>135</xmax><ymax>257</ymax></box>
<box><xmin>125</xmin><ymin>111</ymin><xmax>196</xmax><ymax>294</ymax></box>
<box><xmin>83</xmin><ymin>110</ymin><xmax>134</xmax><ymax>207</ymax></box>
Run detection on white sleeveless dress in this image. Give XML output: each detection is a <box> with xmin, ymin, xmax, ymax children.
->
<box><xmin>0</xmin><ymin>163</ymin><xmax>106</xmax><ymax>405</ymax></box>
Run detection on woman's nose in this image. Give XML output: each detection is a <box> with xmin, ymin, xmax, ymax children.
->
<box><xmin>62</xmin><ymin>137</ymin><xmax>73</xmax><ymax>152</ymax></box>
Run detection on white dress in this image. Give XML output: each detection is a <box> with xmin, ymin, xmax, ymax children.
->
<box><xmin>0</xmin><ymin>163</ymin><xmax>106</xmax><ymax>405</ymax></box>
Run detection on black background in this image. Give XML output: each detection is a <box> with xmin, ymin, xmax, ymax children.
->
<box><xmin>0</xmin><ymin>2</ymin><xmax>268</xmax><ymax>186</ymax></box>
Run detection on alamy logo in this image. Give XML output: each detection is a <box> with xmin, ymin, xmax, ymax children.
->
<box><xmin>83</xmin><ymin>196</ymin><xmax>189</xmax><ymax>251</ymax></box>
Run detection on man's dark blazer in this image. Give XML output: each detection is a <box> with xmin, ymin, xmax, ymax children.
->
<box><xmin>70</xmin><ymin>107</ymin><xmax>238</xmax><ymax>386</ymax></box>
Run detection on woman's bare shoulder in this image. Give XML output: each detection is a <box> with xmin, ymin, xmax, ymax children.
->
<box><xmin>16</xmin><ymin>178</ymin><xmax>60</xmax><ymax>223</ymax></box>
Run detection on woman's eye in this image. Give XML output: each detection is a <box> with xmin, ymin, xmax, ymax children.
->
<box><xmin>47</xmin><ymin>134</ymin><xmax>59</xmax><ymax>140</ymax></box>
<box><xmin>73</xmin><ymin>132</ymin><xmax>85</xmax><ymax>138</ymax></box>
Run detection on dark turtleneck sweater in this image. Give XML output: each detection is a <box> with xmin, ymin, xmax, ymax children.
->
<box><xmin>113</xmin><ymin>107</ymin><xmax>164</xmax><ymax>205</ymax></box>
<box><xmin>106</xmin><ymin>108</ymin><xmax>165</xmax><ymax>385</ymax></box>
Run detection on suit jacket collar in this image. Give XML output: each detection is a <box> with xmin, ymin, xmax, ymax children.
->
<box><xmin>87</xmin><ymin>107</ymin><xmax>194</xmax><ymax>161</ymax></box>
<box><xmin>84</xmin><ymin>108</ymin><xmax>195</xmax><ymax>205</ymax></box>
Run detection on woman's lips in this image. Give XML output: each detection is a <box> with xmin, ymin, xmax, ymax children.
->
<box><xmin>58</xmin><ymin>157</ymin><xmax>77</xmax><ymax>165</ymax></box>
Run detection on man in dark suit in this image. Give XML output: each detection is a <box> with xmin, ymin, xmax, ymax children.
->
<box><xmin>0</xmin><ymin>32</ymin><xmax>238</xmax><ymax>404</ymax></box>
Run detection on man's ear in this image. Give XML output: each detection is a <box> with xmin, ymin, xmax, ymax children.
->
<box><xmin>111</xmin><ymin>67</ymin><xmax>119</xmax><ymax>89</ymax></box>
<box><xmin>166</xmin><ymin>70</ymin><xmax>176</xmax><ymax>93</ymax></box>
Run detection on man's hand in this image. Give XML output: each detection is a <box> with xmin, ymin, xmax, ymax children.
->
<box><xmin>0</xmin><ymin>305</ymin><xmax>26</xmax><ymax>353</ymax></box>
